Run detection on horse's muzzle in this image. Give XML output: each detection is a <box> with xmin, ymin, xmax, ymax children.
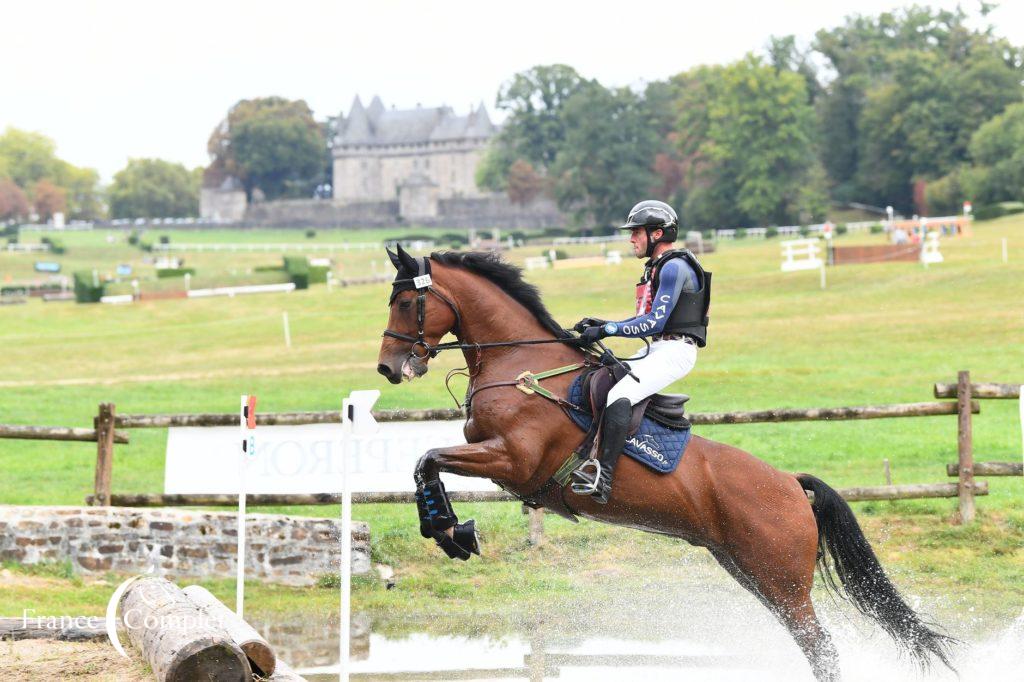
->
<box><xmin>377</xmin><ymin>363</ymin><xmax>401</xmax><ymax>385</ymax></box>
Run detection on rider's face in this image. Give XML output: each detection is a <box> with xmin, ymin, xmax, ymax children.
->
<box><xmin>629</xmin><ymin>227</ymin><xmax>662</xmax><ymax>257</ymax></box>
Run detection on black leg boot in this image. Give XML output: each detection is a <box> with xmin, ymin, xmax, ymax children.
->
<box><xmin>571</xmin><ymin>397</ymin><xmax>631</xmax><ymax>504</ymax></box>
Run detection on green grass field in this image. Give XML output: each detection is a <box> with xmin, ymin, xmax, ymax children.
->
<box><xmin>1</xmin><ymin>217</ymin><xmax>1022</xmax><ymax>625</ymax></box>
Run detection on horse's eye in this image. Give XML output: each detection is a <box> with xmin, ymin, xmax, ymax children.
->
<box><xmin>398</xmin><ymin>300</ymin><xmax>412</xmax><ymax>310</ymax></box>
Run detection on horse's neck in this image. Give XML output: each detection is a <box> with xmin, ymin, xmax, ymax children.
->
<box><xmin>444</xmin><ymin>268</ymin><xmax>552</xmax><ymax>346</ymax></box>
<box><xmin>440</xmin><ymin>267</ymin><xmax>579</xmax><ymax>371</ymax></box>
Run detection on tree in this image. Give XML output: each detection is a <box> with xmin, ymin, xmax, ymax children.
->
<box><xmin>676</xmin><ymin>56</ymin><xmax>826</xmax><ymax>227</ymax></box>
<box><xmin>496</xmin><ymin>64</ymin><xmax>590</xmax><ymax>171</ymax></box>
<box><xmin>0</xmin><ymin>178</ymin><xmax>29</xmax><ymax>221</ymax></box>
<box><xmin>32</xmin><ymin>179</ymin><xmax>66</xmax><ymax>221</ymax></box>
<box><xmin>947</xmin><ymin>101</ymin><xmax>1024</xmax><ymax>205</ymax></box>
<box><xmin>0</xmin><ymin>127</ymin><xmax>103</xmax><ymax>220</ymax></box>
<box><xmin>505</xmin><ymin>159</ymin><xmax>545</xmax><ymax>205</ymax></box>
<box><xmin>551</xmin><ymin>85</ymin><xmax>661</xmax><ymax>227</ymax></box>
<box><xmin>814</xmin><ymin>6</ymin><xmax>1024</xmax><ymax>210</ymax></box>
<box><xmin>0</xmin><ymin>127</ymin><xmax>62</xmax><ymax>188</ymax></box>
<box><xmin>108</xmin><ymin>158</ymin><xmax>199</xmax><ymax>219</ymax></box>
<box><xmin>207</xmin><ymin>97</ymin><xmax>325</xmax><ymax>201</ymax></box>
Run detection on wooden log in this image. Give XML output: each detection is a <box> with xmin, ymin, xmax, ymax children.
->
<box><xmin>816</xmin><ymin>481</ymin><xmax>987</xmax><ymax>502</ymax></box>
<box><xmin>957</xmin><ymin>371</ymin><xmax>975</xmax><ymax>524</ymax></box>
<box><xmin>92</xmin><ymin>403</ymin><xmax>117</xmax><ymax>507</ymax></box>
<box><xmin>115</xmin><ymin>401</ymin><xmax>974</xmax><ymax>430</ymax></box>
<box><xmin>934</xmin><ymin>382</ymin><xmax>1021</xmax><ymax>399</ymax></box>
<box><xmin>947</xmin><ymin>461</ymin><xmax>1023</xmax><ymax>477</ymax></box>
<box><xmin>99</xmin><ymin>483</ymin><xmax>986</xmax><ymax>508</ymax></box>
<box><xmin>0</xmin><ymin>424</ymin><xmax>128</xmax><ymax>444</ymax></box>
<box><xmin>268</xmin><ymin>658</ymin><xmax>308</xmax><ymax>681</ymax></box>
<box><xmin>182</xmin><ymin>585</ymin><xmax>276</xmax><ymax>677</ymax></box>
<box><xmin>688</xmin><ymin>401</ymin><xmax>977</xmax><ymax>425</ymax></box>
<box><xmin>96</xmin><ymin>490</ymin><xmax>519</xmax><ymax>507</ymax></box>
<box><xmin>115</xmin><ymin>407</ymin><xmax>465</xmax><ymax>428</ymax></box>
<box><xmin>119</xmin><ymin>577</ymin><xmax>251</xmax><ymax>682</ymax></box>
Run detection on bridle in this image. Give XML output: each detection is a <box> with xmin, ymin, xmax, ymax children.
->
<box><xmin>382</xmin><ymin>257</ymin><xmax>463</xmax><ymax>360</ymax></box>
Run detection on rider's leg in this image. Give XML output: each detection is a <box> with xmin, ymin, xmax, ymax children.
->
<box><xmin>573</xmin><ymin>340</ymin><xmax>696</xmax><ymax>503</ymax></box>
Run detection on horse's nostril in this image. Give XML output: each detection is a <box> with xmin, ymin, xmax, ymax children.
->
<box><xmin>377</xmin><ymin>363</ymin><xmax>393</xmax><ymax>378</ymax></box>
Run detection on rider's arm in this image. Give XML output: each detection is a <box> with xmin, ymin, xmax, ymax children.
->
<box><xmin>605</xmin><ymin>258</ymin><xmax>697</xmax><ymax>338</ymax></box>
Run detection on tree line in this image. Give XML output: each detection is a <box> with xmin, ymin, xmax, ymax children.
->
<box><xmin>481</xmin><ymin>5</ymin><xmax>1023</xmax><ymax>227</ymax></box>
<box><xmin>3</xmin><ymin>5</ymin><xmax>1019</xmax><ymax>226</ymax></box>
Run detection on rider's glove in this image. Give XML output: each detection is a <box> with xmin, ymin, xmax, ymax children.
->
<box><xmin>572</xmin><ymin>317</ymin><xmax>607</xmax><ymax>333</ymax></box>
<box><xmin>579</xmin><ymin>324</ymin><xmax>610</xmax><ymax>346</ymax></box>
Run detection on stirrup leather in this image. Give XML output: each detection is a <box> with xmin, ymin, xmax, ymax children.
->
<box><xmin>570</xmin><ymin>459</ymin><xmax>602</xmax><ymax>495</ymax></box>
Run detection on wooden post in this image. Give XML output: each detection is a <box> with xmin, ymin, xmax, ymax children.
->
<box><xmin>93</xmin><ymin>403</ymin><xmax>116</xmax><ymax>506</ymax></box>
<box><xmin>883</xmin><ymin>459</ymin><xmax>891</xmax><ymax>485</ymax></box>
<box><xmin>528</xmin><ymin>507</ymin><xmax>545</xmax><ymax>546</ymax></box>
<box><xmin>957</xmin><ymin>371</ymin><xmax>975</xmax><ymax>523</ymax></box>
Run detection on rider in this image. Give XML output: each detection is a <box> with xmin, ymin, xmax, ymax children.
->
<box><xmin>570</xmin><ymin>200</ymin><xmax>711</xmax><ymax>504</ymax></box>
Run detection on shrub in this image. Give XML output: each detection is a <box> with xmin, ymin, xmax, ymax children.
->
<box><xmin>159</xmin><ymin>235</ymin><xmax>170</xmax><ymax>245</ymax></box>
<box><xmin>798</xmin><ymin>226</ymin><xmax>811</xmax><ymax>237</ymax></box>
<box><xmin>309</xmin><ymin>265</ymin><xmax>329</xmax><ymax>285</ymax></box>
<box><xmin>869</xmin><ymin>223</ymin><xmax>884</xmax><ymax>234</ymax></box>
<box><xmin>73</xmin><ymin>270</ymin><xmax>104</xmax><ymax>303</ymax></box>
<box><xmin>439</xmin><ymin>232</ymin><xmax>467</xmax><ymax>247</ymax></box>
<box><xmin>156</xmin><ymin>268</ymin><xmax>196</xmax><ymax>278</ymax></box>
<box><xmin>41</xmin><ymin>237</ymin><xmax>65</xmax><ymax>254</ymax></box>
<box><xmin>305</xmin><ymin>229</ymin><xmax>316</xmax><ymax>239</ymax></box>
<box><xmin>765</xmin><ymin>227</ymin><xmax>778</xmax><ymax>238</ymax></box>
<box><xmin>974</xmin><ymin>202</ymin><xmax>1024</xmax><ymax>221</ymax></box>
<box><xmin>542</xmin><ymin>227</ymin><xmax>569</xmax><ymax>238</ymax></box>
<box><xmin>550</xmin><ymin>249</ymin><xmax>569</xmax><ymax>261</ymax></box>
<box><xmin>127</xmin><ymin>230</ymin><xmax>140</xmax><ymax>246</ymax></box>
<box><xmin>836</xmin><ymin>224</ymin><xmax>848</xmax><ymax>235</ymax></box>
<box><xmin>283</xmin><ymin>255</ymin><xmax>310</xmax><ymax>290</ymax></box>
<box><xmin>735</xmin><ymin>228</ymin><xmax>747</xmax><ymax>239</ymax></box>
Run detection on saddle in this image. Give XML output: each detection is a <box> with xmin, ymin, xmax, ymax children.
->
<box><xmin>574</xmin><ymin>364</ymin><xmax>690</xmax><ymax>459</ymax></box>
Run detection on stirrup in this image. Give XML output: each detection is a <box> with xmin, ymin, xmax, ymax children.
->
<box><xmin>570</xmin><ymin>459</ymin><xmax>602</xmax><ymax>496</ymax></box>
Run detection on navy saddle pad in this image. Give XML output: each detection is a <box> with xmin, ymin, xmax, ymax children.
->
<box><xmin>566</xmin><ymin>374</ymin><xmax>692</xmax><ymax>474</ymax></box>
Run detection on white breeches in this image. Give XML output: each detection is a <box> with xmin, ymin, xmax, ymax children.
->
<box><xmin>605</xmin><ymin>339</ymin><xmax>697</xmax><ymax>406</ymax></box>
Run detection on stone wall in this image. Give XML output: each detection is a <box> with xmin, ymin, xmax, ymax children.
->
<box><xmin>244</xmin><ymin>198</ymin><xmax>400</xmax><ymax>228</ymax></box>
<box><xmin>0</xmin><ymin>506</ymin><xmax>369</xmax><ymax>587</ymax></box>
<box><xmin>242</xmin><ymin>194</ymin><xmax>564</xmax><ymax>229</ymax></box>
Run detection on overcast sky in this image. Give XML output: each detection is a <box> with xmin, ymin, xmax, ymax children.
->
<box><xmin>3</xmin><ymin>0</ymin><xmax>1022</xmax><ymax>181</ymax></box>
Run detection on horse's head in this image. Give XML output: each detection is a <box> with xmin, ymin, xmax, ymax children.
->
<box><xmin>377</xmin><ymin>245</ymin><xmax>460</xmax><ymax>385</ymax></box>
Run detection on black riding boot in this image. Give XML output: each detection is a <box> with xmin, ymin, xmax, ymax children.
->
<box><xmin>571</xmin><ymin>397</ymin><xmax>631</xmax><ymax>504</ymax></box>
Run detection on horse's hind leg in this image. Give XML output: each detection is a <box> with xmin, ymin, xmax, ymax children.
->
<box><xmin>709</xmin><ymin>518</ymin><xmax>839</xmax><ymax>681</ymax></box>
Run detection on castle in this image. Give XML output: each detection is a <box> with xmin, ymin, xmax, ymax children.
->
<box><xmin>202</xmin><ymin>95</ymin><xmax>563</xmax><ymax>228</ymax></box>
<box><xmin>332</xmin><ymin>96</ymin><xmax>496</xmax><ymax>218</ymax></box>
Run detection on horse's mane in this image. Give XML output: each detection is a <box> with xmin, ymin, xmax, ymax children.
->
<box><xmin>429</xmin><ymin>251</ymin><xmax>571</xmax><ymax>339</ymax></box>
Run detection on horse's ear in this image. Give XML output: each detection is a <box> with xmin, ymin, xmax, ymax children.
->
<box><xmin>386</xmin><ymin>248</ymin><xmax>402</xmax><ymax>270</ymax></box>
<box><xmin>396</xmin><ymin>243</ymin><xmax>418</xmax><ymax>272</ymax></box>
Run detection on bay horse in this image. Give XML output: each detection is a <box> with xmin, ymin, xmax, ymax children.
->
<box><xmin>376</xmin><ymin>246</ymin><xmax>956</xmax><ymax>680</ymax></box>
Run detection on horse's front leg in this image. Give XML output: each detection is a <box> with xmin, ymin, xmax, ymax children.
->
<box><xmin>414</xmin><ymin>438</ymin><xmax>510</xmax><ymax>561</ymax></box>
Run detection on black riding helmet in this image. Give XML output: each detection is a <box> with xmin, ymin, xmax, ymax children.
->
<box><xmin>620</xmin><ymin>200</ymin><xmax>679</xmax><ymax>257</ymax></box>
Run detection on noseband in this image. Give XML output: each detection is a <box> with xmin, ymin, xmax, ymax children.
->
<box><xmin>382</xmin><ymin>257</ymin><xmax>462</xmax><ymax>359</ymax></box>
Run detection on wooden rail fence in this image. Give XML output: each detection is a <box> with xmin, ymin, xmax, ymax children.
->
<box><xmin>1</xmin><ymin>375</ymin><xmax>1015</xmax><ymax>526</ymax></box>
<box><xmin>934</xmin><ymin>377</ymin><xmax>1023</xmax><ymax>523</ymax></box>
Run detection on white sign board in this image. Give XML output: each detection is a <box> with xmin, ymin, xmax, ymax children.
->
<box><xmin>164</xmin><ymin>420</ymin><xmax>499</xmax><ymax>494</ymax></box>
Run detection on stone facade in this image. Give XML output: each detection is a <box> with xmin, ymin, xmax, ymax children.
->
<box><xmin>332</xmin><ymin>96</ymin><xmax>494</xmax><ymax>207</ymax></box>
<box><xmin>0</xmin><ymin>505</ymin><xmax>369</xmax><ymax>587</ymax></box>
<box><xmin>200</xmin><ymin>176</ymin><xmax>247</xmax><ymax>222</ymax></box>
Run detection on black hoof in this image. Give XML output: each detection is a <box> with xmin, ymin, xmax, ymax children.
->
<box><xmin>434</xmin><ymin>520</ymin><xmax>481</xmax><ymax>560</ymax></box>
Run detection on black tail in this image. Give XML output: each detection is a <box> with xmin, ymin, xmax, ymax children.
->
<box><xmin>797</xmin><ymin>474</ymin><xmax>959</xmax><ymax>672</ymax></box>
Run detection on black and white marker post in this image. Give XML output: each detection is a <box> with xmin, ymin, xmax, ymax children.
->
<box><xmin>237</xmin><ymin>394</ymin><xmax>257</xmax><ymax>618</ymax></box>
<box><xmin>339</xmin><ymin>389</ymin><xmax>380</xmax><ymax>682</ymax></box>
